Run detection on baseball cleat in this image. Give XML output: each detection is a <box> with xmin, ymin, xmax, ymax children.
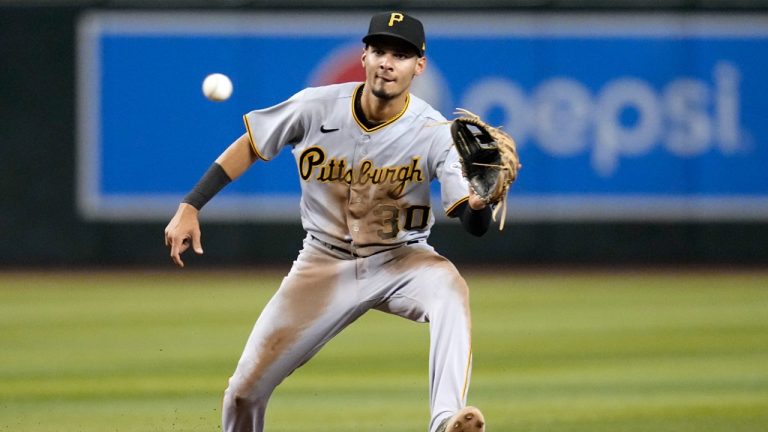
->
<box><xmin>435</xmin><ymin>406</ymin><xmax>485</xmax><ymax>432</ymax></box>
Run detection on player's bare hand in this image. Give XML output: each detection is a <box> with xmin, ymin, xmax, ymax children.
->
<box><xmin>164</xmin><ymin>203</ymin><xmax>203</xmax><ymax>268</ymax></box>
<box><xmin>468</xmin><ymin>188</ymin><xmax>487</xmax><ymax>211</ymax></box>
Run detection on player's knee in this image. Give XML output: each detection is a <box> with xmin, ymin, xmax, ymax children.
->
<box><xmin>223</xmin><ymin>385</ymin><xmax>267</xmax><ymax>411</ymax></box>
<box><xmin>435</xmin><ymin>269</ymin><xmax>469</xmax><ymax>300</ymax></box>
<box><xmin>223</xmin><ymin>373</ymin><xmax>274</xmax><ymax>407</ymax></box>
<box><xmin>427</xmin><ymin>274</ymin><xmax>469</xmax><ymax>315</ymax></box>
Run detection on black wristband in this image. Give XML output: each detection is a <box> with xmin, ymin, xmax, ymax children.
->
<box><xmin>182</xmin><ymin>163</ymin><xmax>232</xmax><ymax>210</ymax></box>
<box><xmin>457</xmin><ymin>201</ymin><xmax>492</xmax><ymax>237</ymax></box>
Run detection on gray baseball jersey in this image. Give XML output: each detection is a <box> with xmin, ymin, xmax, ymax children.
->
<box><xmin>243</xmin><ymin>82</ymin><xmax>470</xmax><ymax>257</ymax></box>
<box><xmin>224</xmin><ymin>82</ymin><xmax>475</xmax><ymax>432</ymax></box>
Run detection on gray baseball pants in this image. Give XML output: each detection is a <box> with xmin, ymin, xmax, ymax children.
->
<box><xmin>222</xmin><ymin>235</ymin><xmax>473</xmax><ymax>432</ymax></box>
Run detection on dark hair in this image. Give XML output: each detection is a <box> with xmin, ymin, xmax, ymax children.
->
<box><xmin>364</xmin><ymin>38</ymin><xmax>422</xmax><ymax>58</ymax></box>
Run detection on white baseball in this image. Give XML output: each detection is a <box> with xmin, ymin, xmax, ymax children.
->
<box><xmin>202</xmin><ymin>73</ymin><xmax>233</xmax><ymax>102</ymax></box>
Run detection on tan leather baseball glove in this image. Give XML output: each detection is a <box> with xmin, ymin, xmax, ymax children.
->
<box><xmin>450</xmin><ymin>109</ymin><xmax>521</xmax><ymax>229</ymax></box>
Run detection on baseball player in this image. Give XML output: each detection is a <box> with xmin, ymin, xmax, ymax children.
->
<box><xmin>165</xmin><ymin>11</ymin><xmax>492</xmax><ymax>432</ymax></box>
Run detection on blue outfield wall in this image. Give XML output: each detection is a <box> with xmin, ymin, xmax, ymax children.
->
<box><xmin>2</xmin><ymin>8</ymin><xmax>768</xmax><ymax>266</ymax></box>
<box><xmin>77</xmin><ymin>12</ymin><xmax>768</xmax><ymax>223</ymax></box>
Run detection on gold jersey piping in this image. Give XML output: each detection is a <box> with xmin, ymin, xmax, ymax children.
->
<box><xmin>242</xmin><ymin>114</ymin><xmax>271</xmax><ymax>161</ymax></box>
<box><xmin>445</xmin><ymin>196</ymin><xmax>470</xmax><ymax>217</ymax></box>
<box><xmin>351</xmin><ymin>83</ymin><xmax>410</xmax><ymax>133</ymax></box>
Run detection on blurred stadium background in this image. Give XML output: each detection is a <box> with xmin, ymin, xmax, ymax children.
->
<box><xmin>1</xmin><ymin>0</ymin><xmax>768</xmax><ymax>267</ymax></box>
<box><xmin>1</xmin><ymin>1</ymin><xmax>767</xmax><ymax>432</ymax></box>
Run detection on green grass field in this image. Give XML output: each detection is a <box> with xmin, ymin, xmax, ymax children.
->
<box><xmin>1</xmin><ymin>270</ymin><xmax>767</xmax><ymax>432</ymax></box>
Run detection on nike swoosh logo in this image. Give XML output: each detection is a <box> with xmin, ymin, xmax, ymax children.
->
<box><xmin>320</xmin><ymin>125</ymin><xmax>340</xmax><ymax>133</ymax></box>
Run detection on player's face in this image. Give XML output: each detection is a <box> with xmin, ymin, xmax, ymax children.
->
<box><xmin>362</xmin><ymin>41</ymin><xmax>426</xmax><ymax>101</ymax></box>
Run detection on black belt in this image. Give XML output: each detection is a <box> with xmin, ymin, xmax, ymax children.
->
<box><xmin>310</xmin><ymin>235</ymin><xmax>422</xmax><ymax>257</ymax></box>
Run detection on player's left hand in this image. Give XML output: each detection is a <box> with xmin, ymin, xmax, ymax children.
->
<box><xmin>468</xmin><ymin>189</ymin><xmax>487</xmax><ymax>211</ymax></box>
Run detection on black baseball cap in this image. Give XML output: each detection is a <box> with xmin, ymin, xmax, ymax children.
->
<box><xmin>362</xmin><ymin>11</ymin><xmax>426</xmax><ymax>57</ymax></box>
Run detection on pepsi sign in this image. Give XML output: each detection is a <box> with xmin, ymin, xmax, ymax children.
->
<box><xmin>77</xmin><ymin>12</ymin><xmax>768</xmax><ymax>221</ymax></box>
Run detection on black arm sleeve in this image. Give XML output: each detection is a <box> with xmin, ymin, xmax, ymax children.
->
<box><xmin>456</xmin><ymin>201</ymin><xmax>492</xmax><ymax>237</ymax></box>
<box><xmin>182</xmin><ymin>162</ymin><xmax>232</xmax><ymax>210</ymax></box>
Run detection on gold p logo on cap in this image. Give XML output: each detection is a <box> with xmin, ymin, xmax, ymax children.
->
<box><xmin>388</xmin><ymin>12</ymin><xmax>404</xmax><ymax>27</ymax></box>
